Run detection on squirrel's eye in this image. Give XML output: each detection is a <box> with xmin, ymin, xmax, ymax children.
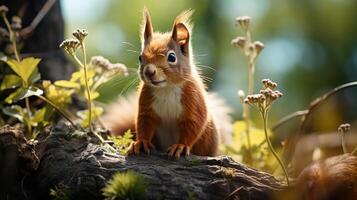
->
<box><xmin>139</xmin><ymin>55</ymin><xmax>142</xmax><ymax>63</ymax></box>
<box><xmin>167</xmin><ymin>52</ymin><xmax>176</xmax><ymax>63</ymax></box>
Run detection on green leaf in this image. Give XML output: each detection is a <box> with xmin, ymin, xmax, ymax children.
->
<box><xmin>28</xmin><ymin>68</ymin><xmax>41</xmax><ymax>84</ymax></box>
<box><xmin>5</xmin><ymin>87</ymin><xmax>43</xmax><ymax>104</ymax></box>
<box><xmin>2</xmin><ymin>105</ymin><xmax>24</xmax><ymax>122</ymax></box>
<box><xmin>0</xmin><ymin>74</ymin><xmax>22</xmax><ymax>90</ymax></box>
<box><xmin>54</xmin><ymin>80</ymin><xmax>80</xmax><ymax>89</ymax></box>
<box><xmin>30</xmin><ymin>107</ymin><xmax>51</xmax><ymax>127</ymax></box>
<box><xmin>5</xmin><ymin>57</ymin><xmax>41</xmax><ymax>86</ymax></box>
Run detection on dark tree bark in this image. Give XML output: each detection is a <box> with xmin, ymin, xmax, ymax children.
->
<box><xmin>0</xmin><ymin>125</ymin><xmax>40</xmax><ymax>200</ymax></box>
<box><xmin>17</xmin><ymin>124</ymin><xmax>285</xmax><ymax>200</ymax></box>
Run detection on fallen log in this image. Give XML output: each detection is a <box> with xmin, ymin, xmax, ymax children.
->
<box><xmin>1</xmin><ymin>124</ymin><xmax>285</xmax><ymax>200</ymax></box>
<box><xmin>24</xmin><ymin>124</ymin><xmax>284</xmax><ymax>200</ymax></box>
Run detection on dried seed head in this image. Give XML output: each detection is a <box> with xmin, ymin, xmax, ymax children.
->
<box><xmin>0</xmin><ymin>5</ymin><xmax>8</xmax><ymax>15</ymax></box>
<box><xmin>275</xmin><ymin>90</ymin><xmax>283</xmax><ymax>97</ymax></box>
<box><xmin>237</xmin><ymin>89</ymin><xmax>245</xmax><ymax>103</ymax></box>
<box><xmin>11</xmin><ymin>16</ymin><xmax>22</xmax><ymax>31</ymax></box>
<box><xmin>235</xmin><ymin>16</ymin><xmax>251</xmax><ymax>32</ymax></box>
<box><xmin>262</xmin><ymin>79</ymin><xmax>277</xmax><ymax>89</ymax></box>
<box><xmin>237</xmin><ymin>90</ymin><xmax>245</xmax><ymax>99</ymax></box>
<box><xmin>72</xmin><ymin>29</ymin><xmax>88</xmax><ymax>42</ymax></box>
<box><xmin>248</xmin><ymin>43</ymin><xmax>254</xmax><ymax>51</ymax></box>
<box><xmin>60</xmin><ymin>38</ymin><xmax>80</xmax><ymax>55</ymax></box>
<box><xmin>231</xmin><ymin>36</ymin><xmax>246</xmax><ymax>50</ymax></box>
<box><xmin>338</xmin><ymin>123</ymin><xmax>351</xmax><ymax>134</ymax></box>
<box><xmin>244</xmin><ymin>94</ymin><xmax>265</xmax><ymax>104</ymax></box>
<box><xmin>253</xmin><ymin>41</ymin><xmax>264</xmax><ymax>55</ymax></box>
<box><xmin>112</xmin><ymin>63</ymin><xmax>128</xmax><ymax>76</ymax></box>
<box><xmin>90</xmin><ymin>56</ymin><xmax>111</xmax><ymax>70</ymax></box>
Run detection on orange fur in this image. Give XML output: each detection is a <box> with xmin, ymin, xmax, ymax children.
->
<box><xmin>125</xmin><ymin>8</ymin><xmax>230</xmax><ymax>157</ymax></box>
<box><xmin>296</xmin><ymin>154</ymin><xmax>357</xmax><ymax>200</ymax></box>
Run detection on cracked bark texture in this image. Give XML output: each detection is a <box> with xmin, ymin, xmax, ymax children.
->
<box><xmin>22</xmin><ymin>124</ymin><xmax>284</xmax><ymax>200</ymax></box>
<box><xmin>0</xmin><ymin>125</ymin><xmax>39</xmax><ymax>200</ymax></box>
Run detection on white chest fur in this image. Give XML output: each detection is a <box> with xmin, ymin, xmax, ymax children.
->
<box><xmin>152</xmin><ymin>85</ymin><xmax>183</xmax><ymax>121</ymax></box>
<box><xmin>151</xmin><ymin>85</ymin><xmax>183</xmax><ymax>150</ymax></box>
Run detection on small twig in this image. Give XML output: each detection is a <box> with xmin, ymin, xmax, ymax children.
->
<box><xmin>284</xmin><ymin>81</ymin><xmax>357</xmax><ymax>163</ymax></box>
<box><xmin>223</xmin><ymin>186</ymin><xmax>243</xmax><ymax>200</ymax></box>
<box><xmin>37</xmin><ymin>95</ymin><xmax>76</xmax><ymax>127</ymax></box>
<box><xmin>272</xmin><ymin>110</ymin><xmax>308</xmax><ymax>131</ymax></box>
<box><xmin>20</xmin><ymin>0</ymin><xmax>57</xmax><ymax>38</ymax></box>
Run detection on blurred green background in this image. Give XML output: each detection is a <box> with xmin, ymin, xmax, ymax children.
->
<box><xmin>61</xmin><ymin>0</ymin><xmax>357</xmax><ymax>130</ymax></box>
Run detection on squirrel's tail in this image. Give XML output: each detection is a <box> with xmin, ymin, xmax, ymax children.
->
<box><xmin>103</xmin><ymin>92</ymin><xmax>233</xmax><ymax>143</ymax></box>
<box><xmin>102</xmin><ymin>93</ymin><xmax>137</xmax><ymax>135</ymax></box>
<box><xmin>207</xmin><ymin>92</ymin><xmax>233</xmax><ymax>144</ymax></box>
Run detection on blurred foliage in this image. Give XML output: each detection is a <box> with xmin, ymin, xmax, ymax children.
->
<box><xmin>63</xmin><ymin>0</ymin><xmax>357</xmax><ymax>120</ymax></box>
<box><xmin>222</xmin><ymin>121</ymin><xmax>277</xmax><ymax>172</ymax></box>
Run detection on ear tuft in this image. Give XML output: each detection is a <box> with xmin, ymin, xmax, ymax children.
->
<box><xmin>173</xmin><ymin>9</ymin><xmax>194</xmax><ymax>32</ymax></box>
<box><xmin>141</xmin><ymin>7</ymin><xmax>153</xmax><ymax>44</ymax></box>
<box><xmin>172</xmin><ymin>10</ymin><xmax>194</xmax><ymax>55</ymax></box>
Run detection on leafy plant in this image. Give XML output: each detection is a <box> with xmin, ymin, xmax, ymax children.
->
<box><xmin>1</xmin><ymin>6</ymin><xmax>127</xmax><ymax>139</ymax></box>
<box><xmin>109</xmin><ymin>130</ymin><xmax>133</xmax><ymax>154</ymax></box>
<box><xmin>221</xmin><ymin>120</ymin><xmax>276</xmax><ymax>171</ymax></box>
<box><xmin>0</xmin><ymin>5</ymin><xmax>74</xmax><ymax>138</ymax></box>
<box><xmin>59</xmin><ymin>33</ymin><xmax>127</xmax><ymax>140</ymax></box>
<box><xmin>102</xmin><ymin>171</ymin><xmax>148</xmax><ymax>200</ymax></box>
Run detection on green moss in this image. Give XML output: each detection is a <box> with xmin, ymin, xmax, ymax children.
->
<box><xmin>102</xmin><ymin>170</ymin><xmax>148</xmax><ymax>200</ymax></box>
<box><xmin>222</xmin><ymin>168</ymin><xmax>236</xmax><ymax>179</ymax></box>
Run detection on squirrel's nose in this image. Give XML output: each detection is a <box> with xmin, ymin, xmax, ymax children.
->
<box><xmin>145</xmin><ymin>67</ymin><xmax>156</xmax><ymax>78</ymax></box>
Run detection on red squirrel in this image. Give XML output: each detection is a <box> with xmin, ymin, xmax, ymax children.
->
<box><xmin>104</xmin><ymin>8</ymin><xmax>232</xmax><ymax>158</ymax></box>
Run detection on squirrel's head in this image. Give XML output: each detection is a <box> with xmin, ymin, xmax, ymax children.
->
<box><xmin>138</xmin><ymin>8</ymin><xmax>194</xmax><ymax>87</ymax></box>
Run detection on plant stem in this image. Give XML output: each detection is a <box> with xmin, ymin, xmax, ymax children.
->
<box><xmin>73</xmin><ymin>55</ymin><xmax>84</xmax><ymax>68</ymax></box>
<box><xmin>25</xmin><ymin>97</ymin><xmax>32</xmax><ymax>136</ymax></box>
<box><xmin>80</xmin><ymin>42</ymin><xmax>93</xmax><ymax>132</ymax></box>
<box><xmin>37</xmin><ymin>95</ymin><xmax>76</xmax><ymax>127</ymax></box>
<box><xmin>12</xmin><ymin>34</ymin><xmax>21</xmax><ymax>62</ymax></box>
<box><xmin>341</xmin><ymin>132</ymin><xmax>347</xmax><ymax>154</ymax></box>
<box><xmin>246</xmin><ymin>61</ymin><xmax>255</xmax><ymax>147</ymax></box>
<box><xmin>262</xmin><ymin>110</ymin><xmax>290</xmax><ymax>186</ymax></box>
<box><xmin>5</xmin><ymin>16</ymin><xmax>33</xmax><ymax>137</ymax></box>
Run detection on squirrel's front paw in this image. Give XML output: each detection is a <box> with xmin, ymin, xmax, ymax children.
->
<box><xmin>128</xmin><ymin>140</ymin><xmax>155</xmax><ymax>155</ymax></box>
<box><xmin>167</xmin><ymin>144</ymin><xmax>191</xmax><ymax>159</ymax></box>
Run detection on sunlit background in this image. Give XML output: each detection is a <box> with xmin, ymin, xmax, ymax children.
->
<box><xmin>61</xmin><ymin>0</ymin><xmax>357</xmax><ymax>132</ymax></box>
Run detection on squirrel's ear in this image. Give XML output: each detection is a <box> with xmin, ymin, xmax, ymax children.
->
<box><xmin>172</xmin><ymin>23</ymin><xmax>190</xmax><ymax>55</ymax></box>
<box><xmin>172</xmin><ymin>10</ymin><xmax>193</xmax><ymax>56</ymax></box>
<box><xmin>141</xmin><ymin>7</ymin><xmax>153</xmax><ymax>44</ymax></box>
